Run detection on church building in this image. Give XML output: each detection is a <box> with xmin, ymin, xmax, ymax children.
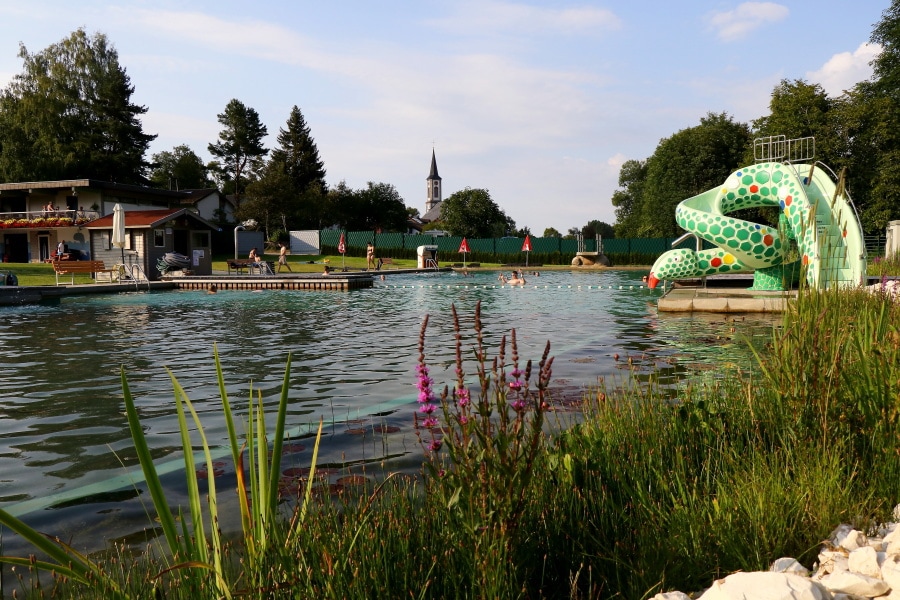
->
<box><xmin>421</xmin><ymin>149</ymin><xmax>443</xmax><ymax>222</ymax></box>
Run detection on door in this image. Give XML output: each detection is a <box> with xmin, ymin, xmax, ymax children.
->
<box><xmin>3</xmin><ymin>234</ymin><xmax>29</xmax><ymax>262</ymax></box>
<box><xmin>39</xmin><ymin>235</ymin><xmax>49</xmax><ymax>261</ymax></box>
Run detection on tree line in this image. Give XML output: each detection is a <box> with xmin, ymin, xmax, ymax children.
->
<box><xmin>6</xmin><ymin>3</ymin><xmax>899</xmax><ymax>244</ymax></box>
<box><xmin>613</xmin><ymin>1</ymin><xmax>900</xmax><ymax>238</ymax></box>
<box><xmin>0</xmin><ymin>28</ymin><xmax>622</xmax><ymax>243</ymax></box>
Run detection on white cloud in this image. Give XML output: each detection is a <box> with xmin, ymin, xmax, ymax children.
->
<box><xmin>607</xmin><ymin>153</ymin><xmax>628</xmax><ymax>171</ymax></box>
<box><xmin>807</xmin><ymin>43</ymin><xmax>880</xmax><ymax>96</ymax></box>
<box><xmin>430</xmin><ymin>1</ymin><xmax>622</xmax><ymax>35</ymax></box>
<box><xmin>123</xmin><ymin>8</ymin><xmax>327</xmax><ymax>69</ymax></box>
<box><xmin>707</xmin><ymin>2</ymin><xmax>789</xmax><ymax>42</ymax></box>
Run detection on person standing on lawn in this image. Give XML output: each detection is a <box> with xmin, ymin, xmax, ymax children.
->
<box><xmin>277</xmin><ymin>243</ymin><xmax>293</xmax><ymax>272</ymax></box>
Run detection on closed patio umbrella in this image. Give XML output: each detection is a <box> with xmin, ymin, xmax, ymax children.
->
<box><xmin>112</xmin><ymin>203</ymin><xmax>126</xmax><ymax>264</ymax></box>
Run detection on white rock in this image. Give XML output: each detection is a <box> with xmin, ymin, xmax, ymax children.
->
<box><xmin>886</xmin><ymin>535</ymin><xmax>900</xmax><ymax>557</ymax></box>
<box><xmin>698</xmin><ymin>572</ymin><xmax>831</xmax><ymax>600</ymax></box>
<box><xmin>651</xmin><ymin>593</ymin><xmax>691</xmax><ymax>600</ymax></box>
<box><xmin>818</xmin><ymin>550</ymin><xmax>850</xmax><ymax>576</ymax></box>
<box><xmin>819</xmin><ymin>571</ymin><xmax>890</xmax><ymax>597</ymax></box>
<box><xmin>882</xmin><ymin>554</ymin><xmax>900</xmax><ymax>590</ymax></box>
<box><xmin>832</xmin><ymin>526</ymin><xmax>868</xmax><ymax>552</ymax></box>
<box><xmin>849</xmin><ymin>546</ymin><xmax>882</xmax><ymax>579</ymax></box>
<box><xmin>772</xmin><ymin>557</ymin><xmax>811</xmax><ymax>577</ymax></box>
<box><xmin>891</xmin><ymin>504</ymin><xmax>900</xmax><ymax>522</ymax></box>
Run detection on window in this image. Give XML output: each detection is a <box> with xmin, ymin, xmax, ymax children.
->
<box><xmin>154</xmin><ymin>229</ymin><xmax>165</xmax><ymax>247</ymax></box>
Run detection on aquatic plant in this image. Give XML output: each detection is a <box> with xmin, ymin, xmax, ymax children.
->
<box><xmin>414</xmin><ymin>300</ymin><xmax>554</xmax><ymax>597</ymax></box>
<box><xmin>0</xmin><ymin>347</ymin><xmax>323</xmax><ymax>598</ymax></box>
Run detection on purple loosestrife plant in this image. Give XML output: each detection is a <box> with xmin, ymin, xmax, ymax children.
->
<box><xmin>414</xmin><ymin>301</ymin><xmax>554</xmax><ymax>543</ymax></box>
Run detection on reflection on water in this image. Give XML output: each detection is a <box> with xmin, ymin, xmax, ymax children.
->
<box><xmin>0</xmin><ymin>269</ymin><xmax>776</xmax><ymax>556</ymax></box>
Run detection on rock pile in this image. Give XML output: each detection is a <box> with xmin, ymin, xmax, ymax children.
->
<box><xmin>653</xmin><ymin>516</ymin><xmax>900</xmax><ymax>599</ymax></box>
<box><xmin>867</xmin><ymin>279</ymin><xmax>900</xmax><ymax>301</ymax></box>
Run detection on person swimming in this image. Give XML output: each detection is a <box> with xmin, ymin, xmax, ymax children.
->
<box><xmin>501</xmin><ymin>270</ymin><xmax>526</xmax><ymax>285</ymax></box>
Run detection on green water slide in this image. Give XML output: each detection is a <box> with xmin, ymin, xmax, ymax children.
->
<box><xmin>647</xmin><ymin>160</ymin><xmax>866</xmax><ymax>291</ymax></box>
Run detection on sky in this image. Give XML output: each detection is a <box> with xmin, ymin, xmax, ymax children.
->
<box><xmin>0</xmin><ymin>1</ymin><xmax>889</xmax><ymax>234</ymax></box>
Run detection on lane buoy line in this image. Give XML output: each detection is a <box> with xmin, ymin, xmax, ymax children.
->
<box><xmin>381</xmin><ymin>284</ymin><xmax>657</xmax><ymax>290</ymax></box>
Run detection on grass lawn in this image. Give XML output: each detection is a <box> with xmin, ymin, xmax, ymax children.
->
<box><xmin>1</xmin><ymin>254</ymin><xmax>629</xmax><ymax>287</ymax></box>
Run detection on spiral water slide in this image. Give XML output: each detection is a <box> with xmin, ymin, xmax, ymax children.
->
<box><xmin>647</xmin><ymin>162</ymin><xmax>866</xmax><ymax>291</ymax></box>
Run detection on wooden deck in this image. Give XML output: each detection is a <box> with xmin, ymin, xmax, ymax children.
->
<box><xmin>163</xmin><ymin>272</ymin><xmax>375</xmax><ymax>291</ymax></box>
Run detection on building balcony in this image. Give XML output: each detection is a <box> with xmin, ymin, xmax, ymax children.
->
<box><xmin>0</xmin><ymin>210</ymin><xmax>100</xmax><ymax>230</ymax></box>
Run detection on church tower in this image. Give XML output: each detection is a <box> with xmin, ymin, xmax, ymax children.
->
<box><xmin>425</xmin><ymin>149</ymin><xmax>442</xmax><ymax>213</ymax></box>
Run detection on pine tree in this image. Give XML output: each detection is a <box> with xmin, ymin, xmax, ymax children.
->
<box><xmin>208</xmin><ymin>99</ymin><xmax>268</xmax><ymax>204</ymax></box>
<box><xmin>270</xmin><ymin>105</ymin><xmax>327</xmax><ymax>196</ymax></box>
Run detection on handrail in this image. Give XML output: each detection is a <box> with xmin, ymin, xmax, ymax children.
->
<box><xmin>0</xmin><ymin>209</ymin><xmax>100</xmax><ymax>226</ymax></box>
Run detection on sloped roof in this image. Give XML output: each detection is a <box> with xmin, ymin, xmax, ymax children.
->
<box><xmin>86</xmin><ymin>208</ymin><xmax>220</xmax><ymax>230</ymax></box>
<box><xmin>177</xmin><ymin>188</ymin><xmax>233</xmax><ymax>208</ymax></box>
<box><xmin>421</xmin><ymin>201</ymin><xmax>443</xmax><ymax>222</ymax></box>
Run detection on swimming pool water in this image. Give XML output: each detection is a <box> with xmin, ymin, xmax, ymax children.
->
<box><xmin>0</xmin><ymin>269</ymin><xmax>776</xmax><ymax>557</ymax></box>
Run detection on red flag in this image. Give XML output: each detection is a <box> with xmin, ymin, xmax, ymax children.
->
<box><xmin>337</xmin><ymin>232</ymin><xmax>346</xmax><ymax>254</ymax></box>
<box><xmin>521</xmin><ymin>234</ymin><xmax>532</xmax><ymax>252</ymax></box>
<box><xmin>458</xmin><ymin>238</ymin><xmax>470</xmax><ymax>253</ymax></box>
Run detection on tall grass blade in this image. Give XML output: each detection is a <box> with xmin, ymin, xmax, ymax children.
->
<box><xmin>121</xmin><ymin>367</ymin><xmax>181</xmax><ymax>559</ymax></box>
<box><xmin>169</xmin><ymin>369</ymin><xmax>208</xmax><ymax>564</ymax></box>
<box><xmin>267</xmin><ymin>354</ymin><xmax>292</xmax><ymax>516</ymax></box>
<box><xmin>289</xmin><ymin>417</ymin><xmax>323</xmax><ymax>540</ymax></box>
<box><xmin>170</xmin><ymin>371</ymin><xmax>229</xmax><ymax>596</ymax></box>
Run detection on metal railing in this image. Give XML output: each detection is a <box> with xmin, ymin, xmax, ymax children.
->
<box><xmin>0</xmin><ymin>209</ymin><xmax>100</xmax><ymax>226</ymax></box>
<box><xmin>754</xmin><ymin>135</ymin><xmax>815</xmax><ymax>164</ymax></box>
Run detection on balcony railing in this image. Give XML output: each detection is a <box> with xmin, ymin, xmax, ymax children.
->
<box><xmin>0</xmin><ymin>210</ymin><xmax>100</xmax><ymax>230</ymax></box>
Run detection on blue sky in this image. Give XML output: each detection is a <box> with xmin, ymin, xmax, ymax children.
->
<box><xmin>0</xmin><ymin>1</ymin><xmax>887</xmax><ymax>233</ymax></box>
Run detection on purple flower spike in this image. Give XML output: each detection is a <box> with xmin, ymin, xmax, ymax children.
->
<box><xmin>428</xmin><ymin>440</ymin><xmax>443</xmax><ymax>452</ymax></box>
<box><xmin>509</xmin><ymin>380</ymin><xmax>523</xmax><ymax>391</ymax></box>
<box><xmin>420</xmin><ymin>403</ymin><xmax>436</xmax><ymax>414</ymax></box>
<box><xmin>422</xmin><ymin>416</ymin><xmax>439</xmax><ymax>428</ymax></box>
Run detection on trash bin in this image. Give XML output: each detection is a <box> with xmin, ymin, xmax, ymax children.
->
<box><xmin>417</xmin><ymin>245</ymin><xmax>438</xmax><ymax>269</ymax></box>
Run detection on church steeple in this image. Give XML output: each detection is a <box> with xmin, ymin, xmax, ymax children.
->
<box><xmin>426</xmin><ymin>149</ymin><xmax>442</xmax><ymax>213</ymax></box>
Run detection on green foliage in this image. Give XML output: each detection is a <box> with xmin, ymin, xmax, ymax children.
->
<box><xmin>415</xmin><ymin>302</ymin><xmax>554</xmax><ymax>597</ymax></box>
<box><xmin>436</xmin><ymin>187</ymin><xmax>514</xmax><ymax>238</ymax></box>
<box><xmin>542</xmin><ymin>226</ymin><xmax>561</xmax><ymax>238</ymax></box>
<box><xmin>270</xmin><ymin>105</ymin><xmax>327</xmax><ymax>197</ymax></box>
<box><xmin>208</xmin><ymin>99</ymin><xmax>268</xmax><ymax>202</ymax></box>
<box><xmin>241</xmin><ymin>105</ymin><xmax>331</xmax><ymax>233</ymax></box>
<box><xmin>640</xmin><ymin>113</ymin><xmax>751</xmax><ymax>237</ymax></box>
<box><xmin>870</xmin><ymin>0</ymin><xmax>900</xmax><ymax>98</ymax></box>
<box><xmin>582</xmin><ymin>219</ymin><xmax>615</xmax><ymax>239</ymax></box>
<box><xmin>241</xmin><ymin>161</ymin><xmax>296</xmax><ymax>237</ymax></box>
<box><xmin>0</xmin><ymin>28</ymin><xmax>155</xmax><ymax>184</ymax></box>
<box><xmin>149</xmin><ymin>144</ymin><xmax>213</xmax><ymax>190</ymax></box>
<box><xmin>327</xmin><ymin>180</ymin><xmax>409</xmax><ymax>232</ymax></box>
<box><xmin>750</xmin><ymin>80</ymin><xmax>838</xmax><ymax>164</ymax></box>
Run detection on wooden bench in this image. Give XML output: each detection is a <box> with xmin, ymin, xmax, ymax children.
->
<box><xmin>227</xmin><ymin>259</ymin><xmax>252</xmax><ymax>274</ymax></box>
<box><xmin>227</xmin><ymin>259</ymin><xmax>274</xmax><ymax>275</ymax></box>
<box><xmin>52</xmin><ymin>260</ymin><xmax>117</xmax><ymax>286</ymax></box>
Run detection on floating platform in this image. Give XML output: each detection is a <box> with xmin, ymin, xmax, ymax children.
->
<box><xmin>658</xmin><ymin>286</ymin><xmax>794</xmax><ymax>313</ymax></box>
<box><xmin>163</xmin><ymin>272</ymin><xmax>375</xmax><ymax>291</ymax></box>
<box><xmin>657</xmin><ymin>274</ymin><xmax>794</xmax><ymax>313</ymax></box>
